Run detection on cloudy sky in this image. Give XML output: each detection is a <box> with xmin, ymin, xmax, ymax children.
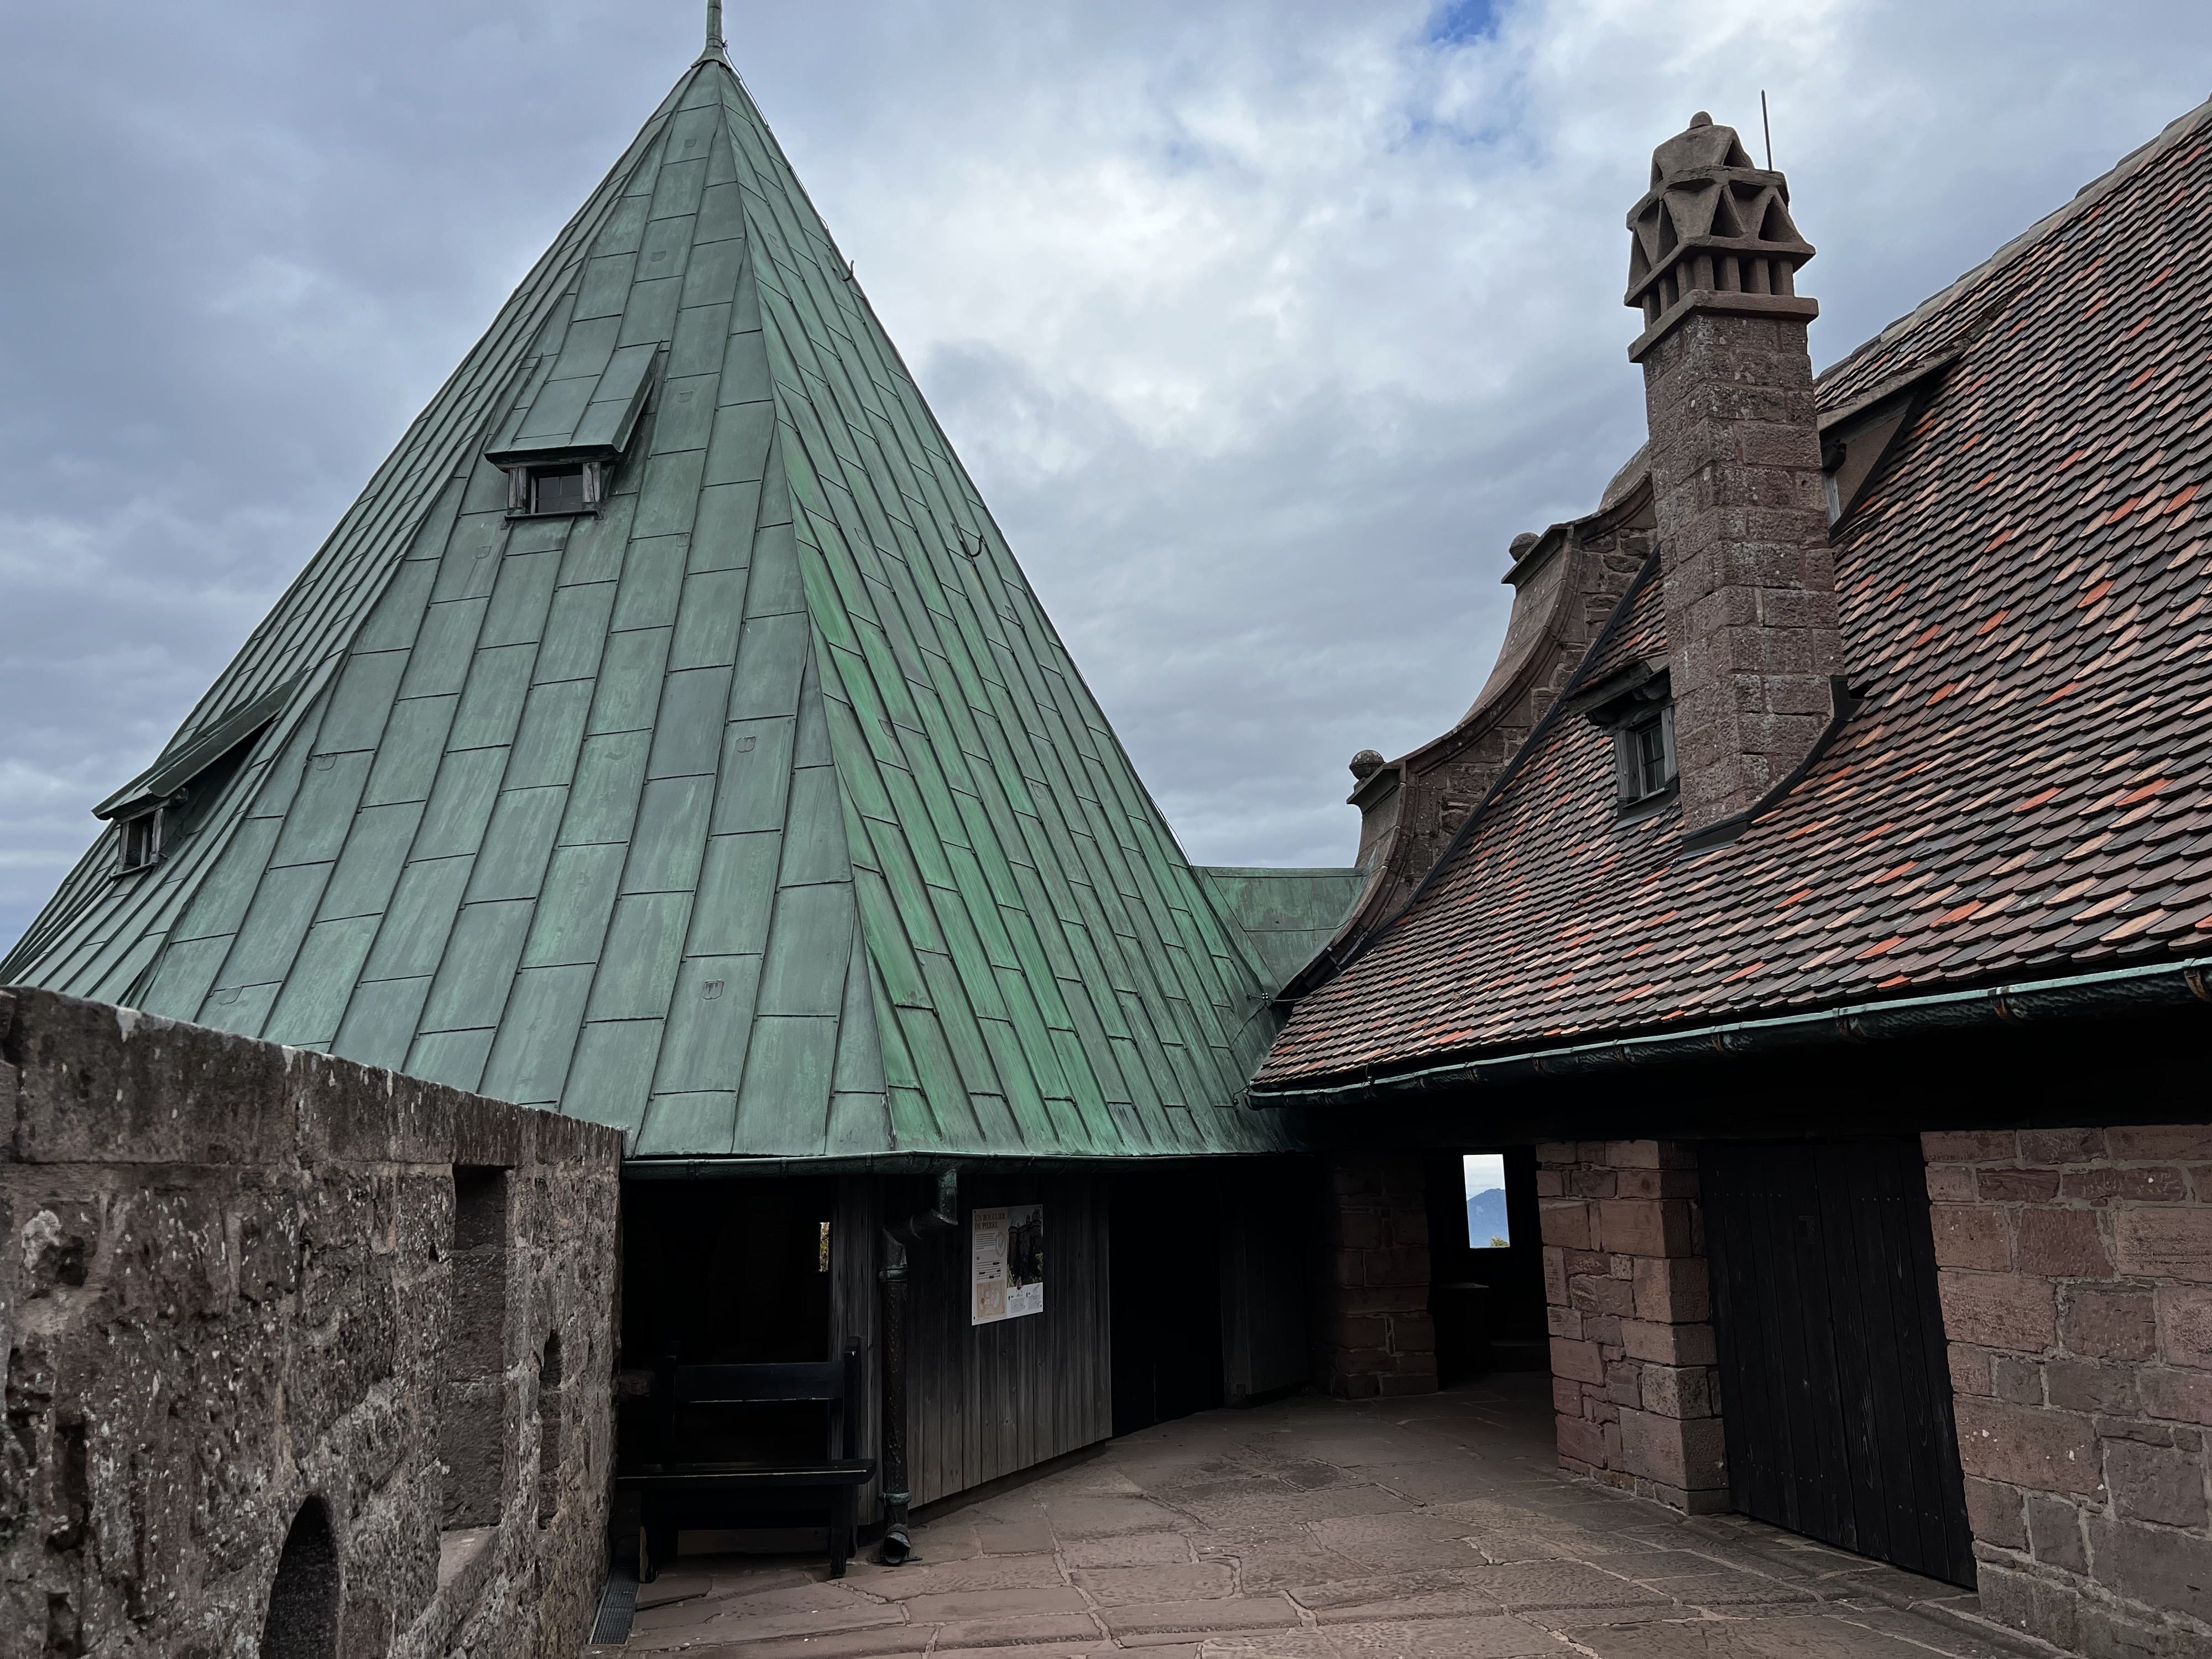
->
<box><xmin>3</xmin><ymin>0</ymin><xmax>2206</xmax><ymax>954</ymax></box>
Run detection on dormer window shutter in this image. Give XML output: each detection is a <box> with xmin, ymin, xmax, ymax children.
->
<box><xmin>486</xmin><ymin>342</ymin><xmax>660</xmax><ymax>517</ymax></box>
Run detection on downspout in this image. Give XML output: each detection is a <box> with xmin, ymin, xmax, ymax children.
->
<box><xmin>876</xmin><ymin>1166</ymin><xmax>957</xmax><ymax>1565</ymax></box>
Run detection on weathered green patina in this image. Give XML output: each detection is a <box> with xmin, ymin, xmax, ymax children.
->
<box><xmin>3</xmin><ymin>49</ymin><xmax>1360</xmax><ymax>1162</ymax></box>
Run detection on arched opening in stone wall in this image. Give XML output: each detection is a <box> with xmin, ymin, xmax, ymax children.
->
<box><xmin>258</xmin><ymin>1496</ymin><xmax>341</xmax><ymax>1659</ymax></box>
<box><xmin>536</xmin><ymin>1331</ymin><xmax>564</xmax><ymax>1528</ymax></box>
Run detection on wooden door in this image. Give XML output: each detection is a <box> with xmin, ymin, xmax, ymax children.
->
<box><xmin>1700</xmin><ymin>1138</ymin><xmax>1976</xmax><ymax>1588</ymax></box>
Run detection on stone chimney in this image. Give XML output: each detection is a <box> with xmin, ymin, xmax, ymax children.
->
<box><xmin>1628</xmin><ymin>113</ymin><xmax>1843</xmax><ymax>847</ymax></box>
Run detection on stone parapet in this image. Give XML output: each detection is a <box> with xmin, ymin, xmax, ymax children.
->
<box><xmin>0</xmin><ymin>985</ymin><xmax>623</xmax><ymax>1657</ymax></box>
<box><xmin>1925</xmin><ymin>1125</ymin><xmax>2212</xmax><ymax>1658</ymax></box>
<box><xmin>1314</xmin><ymin>1154</ymin><xmax>1437</xmax><ymax>1399</ymax></box>
<box><xmin>1538</xmin><ymin>1140</ymin><xmax>1726</xmax><ymax>1512</ymax></box>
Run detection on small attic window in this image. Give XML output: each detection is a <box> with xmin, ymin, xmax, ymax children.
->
<box><xmin>118</xmin><ymin>808</ymin><xmax>164</xmax><ymax>874</ymax></box>
<box><xmin>1569</xmin><ymin>662</ymin><xmax>1677</xmax><ymax>818</ymax></box>
<box><xmin>510</xmin><ymin>462</ymin><xmax>600</xmax><ymax>518</ymax></box>
<box><xmin>1618</xmin><ymin>704</ymin><xmax>1677</xmax><ymax>808</ymax></box>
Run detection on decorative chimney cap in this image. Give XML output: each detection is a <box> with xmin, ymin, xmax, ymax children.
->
<box><xmin>1625</xmin><ymin>113</ymin><xmax>1817</xmax><ymax>360</ymax></box>
<box><xmin>1348</xmin><ymin>749</ymin><xmax>1386</xmax><ymax>781</ymax></box>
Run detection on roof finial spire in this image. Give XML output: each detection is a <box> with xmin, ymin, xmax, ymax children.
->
<box><xmin>702</xmin><ymin>0</ymin><xmax>727</xmax><ymax>62</ymax></box>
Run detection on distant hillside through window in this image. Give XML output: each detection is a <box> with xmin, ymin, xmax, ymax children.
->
<box><xmin>1463</xmin><ymin>1153</ymin><xmax>1509</xmax><ymax>1248</ymax></box>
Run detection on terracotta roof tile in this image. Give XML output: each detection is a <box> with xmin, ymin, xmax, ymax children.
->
<box><xmin>1259</xmin><ymin>101</ymin><xmax>2212</xmax><ymax>1089</ymax></box>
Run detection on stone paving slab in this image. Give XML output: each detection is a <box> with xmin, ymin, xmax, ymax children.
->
<box><xmin>614</xmin><ymin>1375</ymin><xmax>2032</xmax><ymax>1658</ymax></box>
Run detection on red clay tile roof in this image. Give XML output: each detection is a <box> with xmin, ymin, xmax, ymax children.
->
<box><xmin>1256</xmin><ymin>100</ymin><xmax>2212</xmax><ymax>1090</ymax></box>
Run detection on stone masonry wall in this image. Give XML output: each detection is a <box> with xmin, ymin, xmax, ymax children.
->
<box><xmin>1926</xmin><ymin>1125</ymin><xmax>2212</xmax><ymax>1659</ymax></box>
<box><xmin>1315</xmin><ymin>1154</ymin><xmax>1437</xmax><ymax>1399</ymax></box>
<box><xmin>1640</xmin><ymin>309</ymin><xmax>1844</xmax><ymax>839</ymax></box>
<box><xmin>1539</xmin><ymin>1140</ymin><xmax>1726</xmax><ymax>1512</ymax></box>
<box><xmin>0</xmin><ymin>986</ymin><xmax>622</xmax><ymax>1657</ymax></box>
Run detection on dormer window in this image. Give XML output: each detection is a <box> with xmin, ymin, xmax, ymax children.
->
<box><xmin>486</xmin><ymin>341</ymin><xmax>658</xmax><ymax>519</ymax></box>
<box><xmin>1567</xmin><ymin>661</ymin><xmax>1678</xmax><ymax>818</ymax></box>
<box><xmin>94</xmin><ymin>679</ymin><xmax>296</xmax><ymax>880</ymax></box>
<box><xmin>1818</xmin><ymin>353</ymin><xmax>1956</xmax><ymax>529</ymax></box>
<box><xmin>118</xmin><ymin>808</ymin><xmax>164</xmax><ymax>874</ymax></box>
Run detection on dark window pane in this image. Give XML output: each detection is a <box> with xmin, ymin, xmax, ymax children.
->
<box><xmin>531</xmin><ymin>466</ymin><xmax>586</xmax><ymax>514</ymax></box>
<box><xmin>1634</xmin><ymin>718</ymin><xmax>1667</xmax><ymax>796</ymax></box>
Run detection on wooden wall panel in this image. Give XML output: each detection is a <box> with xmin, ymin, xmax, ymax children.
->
<box><xmin>905</xmin><ymin>1172</ymin><xmax>1112</xmax><ymax>1508</ymax></box>
<box><xmin>830</xmin><ymin>1175</ymin><xmax>881</xmax><ymax>1520</ymax></box>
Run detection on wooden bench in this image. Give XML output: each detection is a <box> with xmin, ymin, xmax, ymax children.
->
<box><xmin>619</xmin><ymin>1344</ymin><xmax>872</xmax><ymax>1581</ymax></box>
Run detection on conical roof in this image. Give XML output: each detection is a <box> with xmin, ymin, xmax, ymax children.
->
<box><xmin>3</xmin><ymin>49</ymin><xmax>1362</xmax><ymax>1161</ymax></box>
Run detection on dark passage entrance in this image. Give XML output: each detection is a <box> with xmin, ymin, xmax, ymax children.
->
<box><xmin>1109</xmin><ymin>1169</ymin><xmax>1223</xmax><ymax>1436</ymax></box>
<box><xmin>1701</xmin><ymin>1138</ymin><xmax>1976</xmax><ymax>1588</ymax></box>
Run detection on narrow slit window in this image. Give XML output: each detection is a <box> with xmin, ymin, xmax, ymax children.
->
<box><xmin>1464</xmin><ymin>1154</ymin><xmax>1510</xmax><ymax>1249</ymax></box>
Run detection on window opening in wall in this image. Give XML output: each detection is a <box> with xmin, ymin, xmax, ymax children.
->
<box><xmin>1627</xmin><ymin>709</ymin><xmax>1673</xmax><ymax>802</ymax></box>
<box><xmin>118</xmin><ymin>808</ymin><xmax>163</xmax><ymax>874</ymax></box>
<box><xmin>818</xmin><ymin>1220</ymin><xmax>830</xmax><ymax>1272</ymax></box>
<box><xmin>536</xmin><ymin>1332</ymin><xmax>564</xmax><ymax>1530</ymax></box>
<box><xmin>258</xmin><ymin>1496</ymin><xmax>341</xmax><ymax>1659</ymax></box>
<box><xmin>1463</xmin><ymin>1153</ymin><xmax>1510</xmax><ymax>1249</ymax></box>
<box><xmin>512</xmin><ymin>461</ymin><xmax>599</xmax><ymax>517</ymax></box>
<box><xmin>443</xmin><ymin>1167</ymin><xmax>512</xmax><ymax>1529</ymax></box>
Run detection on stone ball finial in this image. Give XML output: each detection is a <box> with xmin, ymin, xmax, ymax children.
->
<box><xmin>1349</xmin><ymin>749</ymin><xmax>1386</xmax><ymax>782</ymax></box>
<box><xmin>1689</xmin><ymin>111</ymin><xmax>1713</xmax><ymax>128</ymax></box>
<box><xmin>1509</xmin><ymin>531</ymin><xmax>1542</xmax><ymax>562</ymax></box>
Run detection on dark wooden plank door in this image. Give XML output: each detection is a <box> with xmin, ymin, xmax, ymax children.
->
<box><xmin>1701</xmin><ymin>1138</ymin><xmax>1976</xmax><ymax>1588</ymax></box>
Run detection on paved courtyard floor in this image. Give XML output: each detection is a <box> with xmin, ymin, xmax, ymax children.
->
<box><xmin>614</xmin><ymin>1374</ymin><xmax>2040</xmax><ymax>1658</ymax></box>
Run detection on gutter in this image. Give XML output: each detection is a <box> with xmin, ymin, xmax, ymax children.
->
<box><xmin>619</xmin><ymin>1149</ymin><xmax>1296</xmax><ymax>1180</ymax></box>
<box><xmin>1249</xmin><ymin>954</ymin><xmax>2212</xmax><ymax>1108</ymax></box>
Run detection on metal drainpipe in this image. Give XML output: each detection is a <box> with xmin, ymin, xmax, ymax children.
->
<box><xmin>877</xmin><ymin>1166</ymin><xmax>957</xmax><ymax>1565</ymax></box>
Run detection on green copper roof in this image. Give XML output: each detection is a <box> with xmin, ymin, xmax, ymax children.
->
<box><xmin>3</xmin><ymin>53</ymin><xmax>1359</xmax><ymax>1162</ymax></box>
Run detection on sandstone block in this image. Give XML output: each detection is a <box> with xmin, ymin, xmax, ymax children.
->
<box><xmin>1923</xmin><ymin>1165</ymin><xmax>1976</xmax><ymax>1203</ymax></box>
<box><xmin>1615</xmin><ymin>1167</ymin><xmax>1699</xmax><ymax>1200</ymax></box>
<box><xmin>1538</xmin><ymin>1199</ymin><xmax>1594</xmax><ymax>1250</ymax></box>
<box><xmin>1619</xmin><ymin>1407</ymin><xmax>1727</xmax><ymax>1491</ymax></box>
<box><xmin>2102</xmin><ymin>1439</ymin><xmax>2209</xmax><ymax>1527</ymax></box>
<box><xmin>1948</xmin><ymin>1344</ymin><xmax>1994</xmax><ymax>1397</ymax></box>
<box><xmin>2016</xmin><ymin>1207</ymin><xmax>2111</xmax><ymax>1278</ymax></box>
<box><xmin>1595</xmin><ymin>1198</ymin><xmax>1695</xmax><ymax>1258</ymax></box>
<box><xmin>1953</xmin><ymin>1398</ymin><xmax>2101</xmax><ymax>1495</ymax></box>
<box><xmin>2085</xmin><ymin>1514</ymin><xmax>2212</xmax><ymax>1623</ymax></box>
<box><xmin>2044</xmin><ymin>1357</ymin><xmax>2140</xmax><ymax>1415</ymax></box>
<box><xmin>1638</xmin><ymin>1362</ymin><xmax>1716</xmax><ymax>1420</ymax></box>
<box><xmin>2021</xmin><ymin>1128</ymin><xmax>2106</xmax><ymax>1165</ymax></box>
<box><xmin>2106</xmin><ymin>1124</ymin><xmax>2212</xmax><ymax>1162</ymax></box>
<box><xmin>2115</xmin><ymin>1208</ymin><xmax>2212</xmax><ymax>1281</ymax></box>
<box><xmin>1939</xmin><ymin>1270</ymin><xmax>2057</xmax><ymax>1353</ymax></box>
<box><xmin>2023</xmin><ymin>1493</ymin><xmax>2088</xmax><ymax>1571</ymax></box>
<box><xmin>1978</xmin><ymin>1167</ymin><xmax>2060</xmax><ymax>1203</ymax></box>
<box><xmin>1961</xmin><ymin>1475</ymin><xmax>2028</xmax><ymax>1549</ymax></box>
<box><xmin>1555</xmin><ymin>1415</ymin><xmax>1609</xmax><ymax>1469</ymax></box>
<box><xmin>1922</xmin><ymin>1130</ymin><xmax>2016</xmax><ymax>1164</ymax></box>
<box><xmin>1621</xmin><ymin>1318</ymin><xmax>1717</xmax><ymax>1367</ymax></box>
<box><xmin>1550</xmin><ymin>1337</ymin><xmax>1605</xmax><ymax>1385</ymax></box>
<box><xmin>2154</xmin><ymin>1284</ymin><xmax>2212</xmax><ymax>1369</ymax></box>
<box><xmin>1632</xmin><ymin>1255</ymin><xmax>1710</xmax><ymax>1323</ymax></box>
<box><xmin>2138</xmin><ymin>1367</ymin><xmax>2212</xmax><ymax>1425</ymax></box>
<box><xmin>2060</xmin><ymin>1287</ymin><xmax>2156</xmax><ymax>1360</ymax></box>
<box><xmin>1930</xmin><ymin>1206</ymin><xmax>2011</xmax><ymax>1271</ymax></box>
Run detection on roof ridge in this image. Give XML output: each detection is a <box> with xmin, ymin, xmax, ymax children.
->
<box><xmin>1819</xmin><ymin>93</ymin><xmax>2212</xmax><ymax>389</ymax></box>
